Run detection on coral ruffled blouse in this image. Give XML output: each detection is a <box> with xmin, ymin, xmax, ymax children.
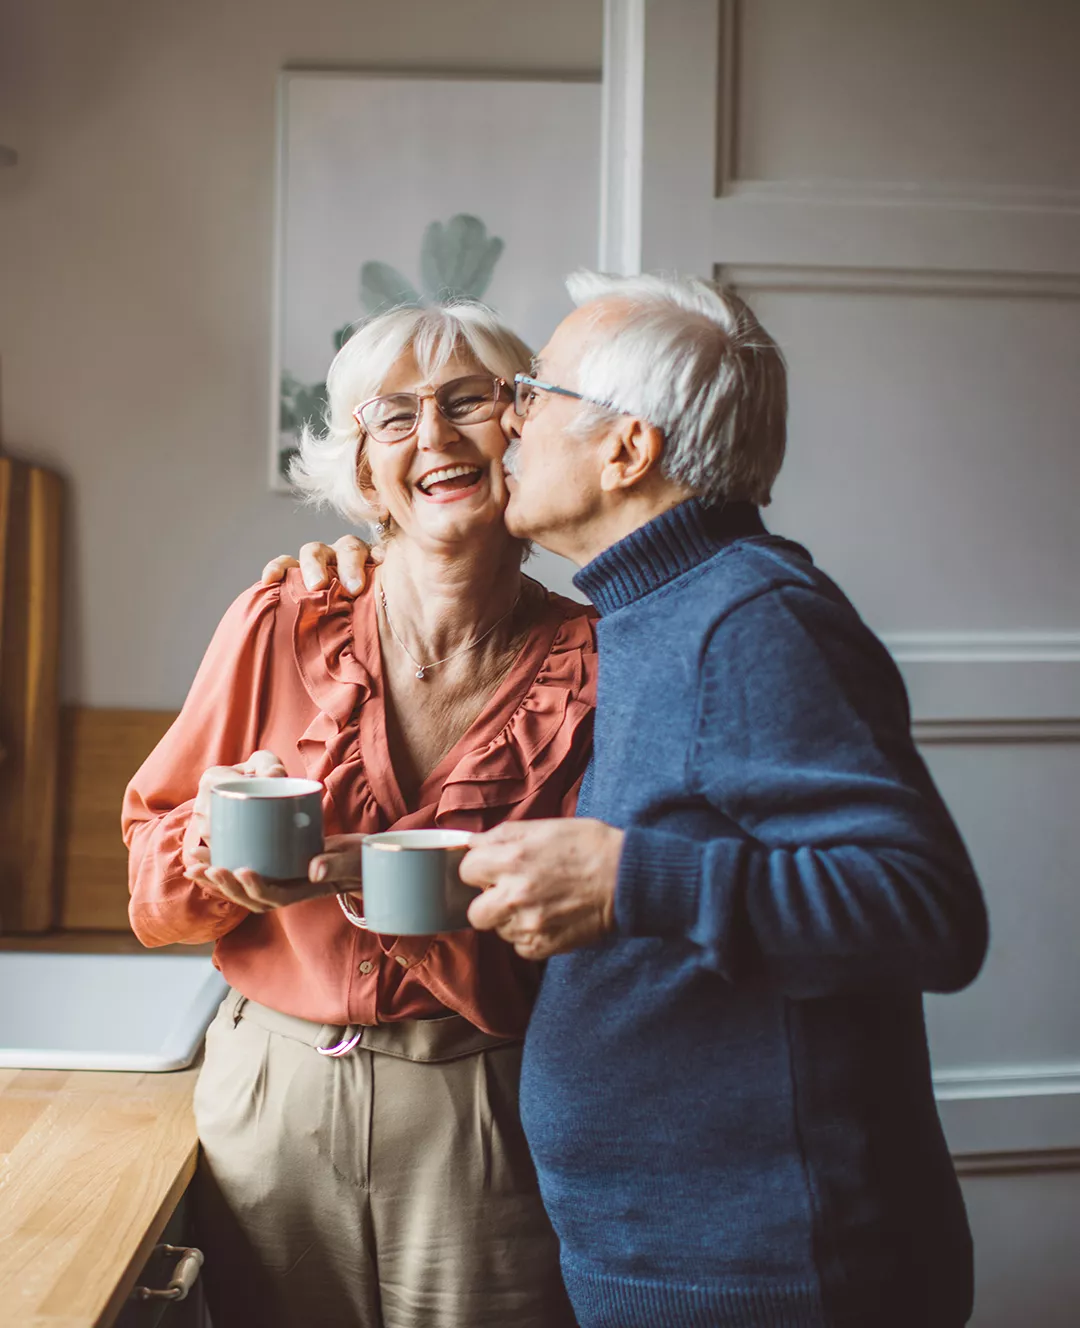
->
<box><xmin>123</xmin><ymin>570</ymin><xmax>597</xmax><ymax>1038</ymax></box>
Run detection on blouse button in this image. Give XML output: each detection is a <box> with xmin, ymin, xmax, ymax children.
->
<box><xmin>395</xmin><ymin>955</ymin><xmax>410</xmax><ymax>968</ymax></box>
<box><xmin>357</xmin><ymin>960</ymin><xmax>375</xmax><ymax>975</ymax></box>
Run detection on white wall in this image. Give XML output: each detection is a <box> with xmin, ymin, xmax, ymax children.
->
<box><xmin>0</xmin><ymin>0</ymin><xmax>601</xmax><ymax>707</ymax></box>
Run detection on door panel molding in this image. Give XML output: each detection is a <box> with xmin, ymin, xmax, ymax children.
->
<box><xmin>726</xmin><ymin>178</ymin><xmax>1080</xmax><ymax>213</ymax></box>
<box><xmin>953</xmin><ymin>1148</ymin><xmax>1080</xmax><ymax>1177</ymax></box>
<box><xmin>721</xmin><ymin>263</ymin><xmax>1080</xmax><ymax>299</ymax></box>
<box><xmin>936</xmin><ymin>1065</ymin><xmax>1080</xmax><ymax>1103</ymax></box>
<box><xmin>878</xmin><ymin>634</ymin><xmax>1080</xmax><ymax>726</ymax></box>
<box><xmin>913</xmin><ymin>719</ymin><xmax>1080</xmax><ymax>746</ymax></box>
<box><xmin>604</xmin><ymin>1</ymin><xmax>1080</xmax><ymax>277</ymax></box>
<box><xmin>937</xmin><ymin>1072</ymin><xmax>1080</xmax><ymax>1157</ymax></box>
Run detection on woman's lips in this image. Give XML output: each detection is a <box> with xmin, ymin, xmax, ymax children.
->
<box><xmin>415</xmin><ymin>471</ymin><xmax>486</xmax><ymax>503</ymax></box>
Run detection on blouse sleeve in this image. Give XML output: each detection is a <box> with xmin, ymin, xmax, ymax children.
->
<box><xmin>122</xmin><ymin>582</ymin><xmax>282</xmax><ymax>946</ymax></box>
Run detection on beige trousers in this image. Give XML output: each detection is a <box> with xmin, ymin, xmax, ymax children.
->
<box><xmin>193</xmin><ymin>990</ymin><xmax>576</xmax><ymax>1328</ymax></box>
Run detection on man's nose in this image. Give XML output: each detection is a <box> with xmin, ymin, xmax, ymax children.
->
<box><xmin>499</xmin><ymin>398</ymin><xmax>522</xmax><ymax>441</ymax></box>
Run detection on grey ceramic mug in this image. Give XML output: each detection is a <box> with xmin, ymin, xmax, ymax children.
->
<box><xmin>359</xmin><ymin>829</ymin><xmax>479</xmax><ymax>935</ymax></box>
<box><xmin>210</xmin><ymin>777</ymin><xmax>324</xmax><ymax>881</ymax></box>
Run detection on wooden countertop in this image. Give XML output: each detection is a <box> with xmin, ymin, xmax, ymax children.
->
<box><xmin>0</xmin><ymin>932</ymin><xmax>207</xmax><ymax>1327</ymax></box>
<box><xmin>0</xmin><ymin>1063</ymin><xmax>199</xmax><ymax>1328</ymax></box>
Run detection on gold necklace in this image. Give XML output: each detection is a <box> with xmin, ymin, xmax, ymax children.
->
<box><xmin>379</xmin><ymin>588</ymin><xmax>522</xmax><ymax>680</ymax></box>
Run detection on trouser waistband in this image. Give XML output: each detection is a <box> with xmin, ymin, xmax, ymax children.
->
<box><xmin>222</xmin><ymin>987</ymin><xmax>519</xmax><ymax>1063</ymax></box>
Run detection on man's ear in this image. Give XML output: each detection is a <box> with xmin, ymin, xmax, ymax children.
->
<box><xmin>598</xmin><ymin>418</ymin><xmax>666</xmax><ymax>493</ymax></box>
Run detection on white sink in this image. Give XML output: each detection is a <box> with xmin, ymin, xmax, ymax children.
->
<box><xmin>0</xmin><ymin>952</ymin><xmax>228</xmax><ymax>1072</ymax></box>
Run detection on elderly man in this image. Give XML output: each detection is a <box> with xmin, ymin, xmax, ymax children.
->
<box><xmin>268</xmin><ymin>273</ymin><xmax>987</xmax><ymax>1328</ymax></box>
<box><xmin>459</xmin><ymin>272</ymin><xmax>987</xmax><ymax>1328</ymax></box>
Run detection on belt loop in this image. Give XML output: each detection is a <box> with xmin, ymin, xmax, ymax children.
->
<box><xmin>231</xmin><ymin>993</ymin><xmax>248</xmax><ymax>1028</ymax></box>
<box><xmin>317</xmin><ymin>1026</ymin><xmax>364</xmax><ymax>1058</ymax></box>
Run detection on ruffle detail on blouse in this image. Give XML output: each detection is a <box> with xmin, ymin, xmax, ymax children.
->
<box><xmin>434</xmin><ymin>607</ymin><xmax>597</xmax><ymax>819</ymax></box>
<box><xmin>286</xmin><ymin>569</ymin><xmax>596</xmax><ymax>824</ymax></box>
<box><xmin>289</xmin><ymin>574</ymin><xmax>374</xmax><ymax>809</ymax></box>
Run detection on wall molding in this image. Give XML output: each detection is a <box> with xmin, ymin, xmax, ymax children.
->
<box><xmin>714</xmin><ymin>0</ymin><xmax>739</xmax><ymax>195</ymax></box>
<box><xmin>712</xmin><ymin>1</ymin><xmax>1080</xmax><ymax>219</ymax></box>
<box><xmin>873</xmin><ymin>632</ymin><xmax>1080</xmax><ymax>727</ymax></box>
<box><xmin>720</xmin><ymin>262</ymin><xmax>1080</xmax><ymax>299</ymax></box>
<box><xmin>725</xmin><ymin>177</ymin><xmax>1080</xmax><ymax>214</ymax></box>
<box><xmin>913</xmin><ymin>718</ymin><xmax>1080</xmax><ymax>745</ymax></box>
<box><xmin>934</xmin><ymin>1065</ymin><xmax>1080</xmax><ymax>1103</ymax></box>
<box><xmin>599</xmin><ymin>0</ymin><xmax>645</xmax><ymax>274</ymax></box>
<box><xmin>934</xmin><ymin>1065</ymin><xmax>1080</xmax><ymax>1158</ymax></box>
<box><xmin>881</xmin><ymin>633</ymin><xmax>1080</xmax><ymax>665</ymax></box>
<box><xmin>953</xmin><ymin>1148</ymin><xmax>1080</xmax><ymax>1178</ymax></box>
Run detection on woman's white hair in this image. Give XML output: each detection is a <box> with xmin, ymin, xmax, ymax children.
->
<box><xmin>564</xmin><ymin>271</ymin><xmax>787</xmax><ymax>505</ymax></box>
<box><xmin>290</xmin><ymin>302</ymin><xmax>532</xmax><ymax>524</ymax></box>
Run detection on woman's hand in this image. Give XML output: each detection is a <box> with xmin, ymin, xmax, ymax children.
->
<box><xmin>185</xmin><ymin>804</ymin><xmax>367</xmax><ymax>915</ymax></box>
<box><xmin>187</xmin><ymin>862</ymin><xmax>336</xmax><ymax>913</ymax></box>
<box><xmin>187</xmin><ymin>749</ymin><xmax>287</xmax><ymax>853</ymax></box>
<box><xmin>261</xmin><ymin>534</ymin><xmax>380</xmax><ymax>596</ymax></box>
<box><xmin>183</xmin><ymin>750</ymin><xmax>317</xmax><ymax>913</ymax></box>
<box><xmin>308</xmin><ymin>834</ymin><xmax>365</xmax><ymax>890</ymax></box>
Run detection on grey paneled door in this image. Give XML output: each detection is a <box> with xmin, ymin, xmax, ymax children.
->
<box><xmin>599</xmin><ymin>1</ymin><xmax>1080</xmax><ymax>1323</ymax></box>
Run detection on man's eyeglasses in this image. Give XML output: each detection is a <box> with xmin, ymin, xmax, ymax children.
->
<box><xmin>512</xmin><ymin>373</ymin><xmax>597</xmax><ymax>419</ymax></box>
<box><xmin>354</xmin><ymin>374</ymin><xmax>509</xmax><ymax>444</ymax></box>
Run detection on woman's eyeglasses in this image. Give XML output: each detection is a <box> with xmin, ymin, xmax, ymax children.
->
<box><xmin>354</xmin><ymin>375</ymin><xmax>508</xmax><ymax>444</ymax></box>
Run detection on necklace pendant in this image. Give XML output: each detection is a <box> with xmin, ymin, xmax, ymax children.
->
<box><xmin>415</xmin><ymin>667</ymin><xmax>426</xmax><ymax>680</ymax></box>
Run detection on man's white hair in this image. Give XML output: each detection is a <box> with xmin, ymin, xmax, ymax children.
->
<box><xmin>564</xmin><ymin>271</ymin><xmax>787</xmax><ymax>506</ymax></box>
<box><xmin>290</xmin><ymin>302</ymin><xmax>532</xmax><ymax>524</ymax></box>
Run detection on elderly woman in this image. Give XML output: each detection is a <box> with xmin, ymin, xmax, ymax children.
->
<box><xmin>122</xmin><ymin>302</ymin><xmax>595</xmax><ymax>1328</ymax></box>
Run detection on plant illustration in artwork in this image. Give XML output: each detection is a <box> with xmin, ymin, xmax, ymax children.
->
<box><xmin>278</xmin><ymin>214</ymin><xmax>505</xmax><ymax>480</ymax></box>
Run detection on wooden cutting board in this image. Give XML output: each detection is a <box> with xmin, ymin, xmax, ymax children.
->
<box><xmin>0</xmin><ymin>454</ymin><xmax>63</xmax><ymax>932</ymax></box>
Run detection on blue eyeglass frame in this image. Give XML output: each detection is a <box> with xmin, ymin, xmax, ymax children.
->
<box><xmin>513</xmin><ymin>373</ymin><xmax>613</xmax><ymax>418</ymax></box>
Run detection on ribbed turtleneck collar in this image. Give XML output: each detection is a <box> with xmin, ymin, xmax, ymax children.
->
<box><xmin>572</xmin><ymin>499</ymin><xmax>766</xmax><ymax>616</ymax></box>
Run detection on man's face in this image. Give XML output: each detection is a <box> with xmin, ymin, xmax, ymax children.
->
<box><xmin>499</xmin><ymin>304</ymin><xmax>610</xmax><ymax>562</ymax></box>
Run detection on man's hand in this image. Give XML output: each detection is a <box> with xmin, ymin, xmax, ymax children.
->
<box><xmin>260</xmin><ymin>534</ymin><xmax>380</xmax><ymax>597</ymax></box>
<box><xmin>461</xmin><ymin>819</ymin><xmax>623</xmax><ymax>960</ymax></box>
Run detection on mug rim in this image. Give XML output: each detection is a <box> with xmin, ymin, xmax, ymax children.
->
<box><xmin>212</xmin><ymin>777</ymin><xmax>323</xmax><ymax>800</ymax></box>
<box><xmin>363</xmin><ymin>829</ymin><xmax>472</xmax><ymax>853</ymax></box>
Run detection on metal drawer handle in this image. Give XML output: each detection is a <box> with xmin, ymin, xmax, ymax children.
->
<box><xmin>133</xmin><ymin>1244</ymin><xmax>204</xmax><ymax>1302</ymax></box>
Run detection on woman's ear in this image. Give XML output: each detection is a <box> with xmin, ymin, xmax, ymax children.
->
<box><xmin>598</xmin><ymin>418</ymin><xmax>667</xmax><ymax>493</ymax></box>
<box><xmin>362</xmin><ymin>494</ymin><xmax>391</xmax><ymax>535</ymax></box>
<box><xmin>355</xmin><ymin>443</ymin><xmax>389</xmax><ymax>525</ymax></box>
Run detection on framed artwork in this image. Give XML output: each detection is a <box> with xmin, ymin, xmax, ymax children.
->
<box><xmin>270</xmin><ymin>70</ymin><xmax>602</xmax><ymax>491</ymax></box>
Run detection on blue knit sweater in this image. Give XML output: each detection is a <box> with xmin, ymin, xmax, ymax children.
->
<box><xmin>520</xmin><ymin>499</ymin><xmax>988</xmax><ymax>1328</ymax></box>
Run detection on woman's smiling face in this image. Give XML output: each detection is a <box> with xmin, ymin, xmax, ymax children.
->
<box><xmin>358</xmin><ymin>350</ymin><xmax>513</xmax><ymax>550</ymax></box>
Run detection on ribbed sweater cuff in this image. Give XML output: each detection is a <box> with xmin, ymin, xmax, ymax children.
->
<box><xmin>615</xmin><ymin>826</ymin><xmax>741</xmax><ymax>979</ymax></box>
<box><xmin>615</xmin><ymin>825</ymin><xmax>705</xmax><ymax>936</ymax></box>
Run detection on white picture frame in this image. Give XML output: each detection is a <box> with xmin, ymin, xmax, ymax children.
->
<box><xmin>269</xmin><ymin>70</ymin><xmax>602</xmax><ymax>492</ymax></box>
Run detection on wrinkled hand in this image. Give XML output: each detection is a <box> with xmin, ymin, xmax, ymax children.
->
<box><xmin>461</xmin><ymin>819</ymin><xmax>623</xmax><ymax>960</ymax></box>
<box><xmin>261</xmin><ymin>534</ymin><xmax>380</xmax><ymax>596</ymax></box>
<box><xmin>308</xmin><ymin>834</ymin><xmax>365</xmax><ymax>892</ymax></box>
<box><xmin>184</xmin><ymin>750</ymin><xmax>331</xmax><ymax>913</ymax></box>
<box><xmin>188</xmin><ymin>832</ymin><xmax>368</xmax><ymax>915</ymax></box>
<box><xmin>188</xmin><ymin>749</ymin><xmax>287</xmax><ymax>850</ymax></box>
